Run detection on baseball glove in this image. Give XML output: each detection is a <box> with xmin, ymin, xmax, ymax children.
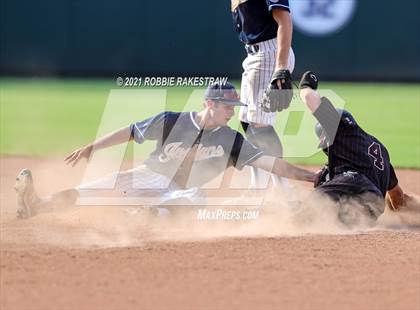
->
<box><xmin>261</xmin><ymin>69</ymin><xmax>293</xmax><ymax>113</ymax></box>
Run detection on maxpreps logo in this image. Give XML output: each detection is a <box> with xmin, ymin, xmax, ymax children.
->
<box><xmin>290</xmin><ymin>0</ymin><xmax>357</xmax><ymax>37</ymax></box>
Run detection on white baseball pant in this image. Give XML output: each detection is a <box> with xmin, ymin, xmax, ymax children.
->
<box><xmin>238</xmin><ymin>38</ymin><xmax>295</xmax><ymax>191</ymax></box>
<box><xmin>76</xmin><ymin>165</ymin><xmax>205</xmax><ymax>207</ymax></box>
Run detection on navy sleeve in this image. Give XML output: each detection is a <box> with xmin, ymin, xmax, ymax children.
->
<box><xmin>387</xmin><ymin>164</ymin><xmax>399</xmax><ymax>190</ymax></box>
<box><xmin>230</xmin><ymin>132</ymin><xmax>264</xmax><ymax>170</ymax></box>
<box><xmin>267</xmin><ymin>0</ymin><xmax>290</xmax><ymax>12</ymax></box>
<box><xmin>130</xmin><ymin>112</ymin><xmax>168</xmax><ymax>144</ymax></box>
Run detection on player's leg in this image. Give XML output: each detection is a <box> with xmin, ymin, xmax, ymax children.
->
<box><xmin>315</xmin><ymin>172</ymin><xmax>384</xmax><ymax>226</ymax></box>
<box><xmin>156</xmin><ymin>186</ymin><xmax>206</xmax><ymax>217</ymax></box>
<box><xmin>239</xmin><ymin>56</ymin><xmax>267</xmax><ymax>188</ymax></box>
<box><xmin>337</xmin><ymin>193</ymin><xmax>383</xmax><ymax>228</ymax></box>
<box><xmin>239</xmin><ymin>43</ymin><xmax>295</xmax><ymax>189</ymax></box>
<box><xmin>243</xmin><ymin>123</ymin><xmax>283</xmax><ymax>187</ymax></box>
<box><xmin>15</xmin><ymin>166</ymin><xmax>176</xmax><ymax>219</ymax></box>
<box><xmin>111</xmin><ymin>165</ymin><xmax>206</xmax><ymax>217</ymax></box>
<box><xmin>15</xmin><ymin>167</ymin><xmax>147</xmax><ymax>219</ymax></box>
<box><xmin>239</xmin><ymin>48</ymin><xmax>280</xmax><ymax>188</ymax></box>
<box><xmin>15</xmin><ymin>169</ymin><xmax>78</xmax><ymax>219</ymax></box>
<box><xmin>74</xmin><ymin>165</ymin><xmax>171</xmax><ymax>207</ymax></box>
<box><xmin>34</xmin><ymin>189</ymin><xmax>79</xmax><ymax>214</ymax></box>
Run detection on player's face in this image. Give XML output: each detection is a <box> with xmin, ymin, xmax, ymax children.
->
<box><xmin>213</xmin><ymin>103</ymin><xmax>235</xmax><ymax>126</ymax></box>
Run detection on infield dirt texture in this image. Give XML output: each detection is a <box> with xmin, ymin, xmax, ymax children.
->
<box><xmin>1</xmin><ymin>80</ymin><xmax>419</xmax><ymax>309</ymax></box>
<box><xmin>1</xmin><ymin>156</ymin><xmax>419</xmax><ymax>309</ymax></box>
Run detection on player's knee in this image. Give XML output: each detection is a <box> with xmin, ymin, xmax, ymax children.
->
<box><xmin>246</xmin><ymin>125</ymin><xmax>283</xmax><ymax>157</ymax></box>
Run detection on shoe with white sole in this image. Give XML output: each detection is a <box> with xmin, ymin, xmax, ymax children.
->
<box><xmin>14</xmin><ymin>169</ymin><xmax>40</xmax><ymax>219</ymax></box>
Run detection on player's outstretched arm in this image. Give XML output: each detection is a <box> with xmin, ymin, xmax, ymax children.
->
<box><xmin>272</xmin><ymin>8</ymin><xmax>292</xmax><ymax>71</ymax></box>
<box><xmin>65</xmin><ymin>125</ymin><xmax>133</xmax><ymax>166</ymax></box>
<box><xmin>298</xmin><ymin>71</ymin><xmax>322</xmax><ymax>112</ymax></box>
<box><xmin>299</xmin><ymin>88</ymin><xmax>322</xmax><ymax>113</ymax></box>
<box><xmin>250</xmin><ymin>156</ymin><xmax>315</xmax><ymax>182</ymax></box>
<box><xmin>260</xmin><ymin>7</ymin><xmax>293</xmax><ymax>113</ymax></box>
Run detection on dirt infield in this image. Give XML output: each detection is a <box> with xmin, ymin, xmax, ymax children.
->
<box><xmin>1</xmin><ymin>156</ymin><xmax>419</xmax><ymax>310</ymax></box>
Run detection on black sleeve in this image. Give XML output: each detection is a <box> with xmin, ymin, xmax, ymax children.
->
<box><xmin>312</xmin><ymin>97</ymin><xmax>341</xmax><ymax>142</ymax></box>
<box><xmin>387</xmin><ymin>164</ymin><xmax>399</xmax><ymax>190</ymax></box>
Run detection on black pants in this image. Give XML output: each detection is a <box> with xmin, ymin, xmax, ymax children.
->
<box><xmin>316</xmin><ymin>172</ymin><xmax>384</xmax><ymax>224</ymax></box>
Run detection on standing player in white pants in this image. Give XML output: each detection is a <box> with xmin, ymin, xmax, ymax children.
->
<box><xmin>231</xmin><ymin>0</ymin><xmax>295</xmax><ymax>188</ymax></box>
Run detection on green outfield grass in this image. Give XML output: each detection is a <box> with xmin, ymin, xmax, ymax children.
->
<box><xmin>1</xmin><ymin>78</ymin><xmax>419</xmax><ymax>168</ymax></box>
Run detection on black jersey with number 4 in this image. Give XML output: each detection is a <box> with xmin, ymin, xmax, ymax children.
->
<box><xmin>313</xmin><ymin>99</ymin><xmax>398</xmax><ymax>197</ymax></box>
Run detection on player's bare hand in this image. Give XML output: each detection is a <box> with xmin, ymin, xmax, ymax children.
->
<box><xmin>385</xmin><ymin>184</ymin><xmax>409</xmax><ymax>211</ymax></box>
<box><xmin>64</xmin><ymin>144</ymin><xmax>93</xmax><ymax>167</ymax></box>
<box><xmin>313</xmin><ymin>165</ymin><xmax>329</xmax><ymax>188</ymax></box>
<box><xmin>313</xmin><ymin>169</ymin><xmax>323</xmax><ymax>188</ymax></box>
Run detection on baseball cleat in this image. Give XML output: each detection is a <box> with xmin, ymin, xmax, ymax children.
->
<box><xmin>299</xmin><ymin>71</ymin><xmax>319</xmax><ymax>90</ymax></box>
<box><xmin>14</xmin><ymin>169</ymin><xmax>39</xmax><ymax>219</ymax></box>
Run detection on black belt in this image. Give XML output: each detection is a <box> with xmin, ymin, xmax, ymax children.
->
<box><xmin>245</xmin><ymin>44</ymin><xmax>259</xmax><ymax>54</ymax></box>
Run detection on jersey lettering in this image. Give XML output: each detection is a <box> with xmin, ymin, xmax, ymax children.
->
<box><xmin>158</xmin><ymin>142</ymin><xmax>225</xmax><ymax>163</ymax></box>
<box><xmin>368</xmin><ymin>142</ymin><xmax>384</xmax><ymax>171</ymax></box>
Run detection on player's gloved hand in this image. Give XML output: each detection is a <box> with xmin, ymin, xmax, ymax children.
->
<box><xmin>261</xmin><ymin>69</ymin><xmax>293</xmax><ymax>113</ymax></box>
<box><xmin>299</xmin><ymin>71</ymin><xmax>318</xmax><ymax>90</ymax></box>
<box><xmin>314</xmin><ymin>165</ymin><xmax>329</xmax><ymax>188</ymax></box>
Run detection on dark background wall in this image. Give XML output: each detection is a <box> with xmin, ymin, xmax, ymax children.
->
<box><xmin>1</xmin><ymin>0</ymin><xmax>419</xmax><ymax>81</ymax></box>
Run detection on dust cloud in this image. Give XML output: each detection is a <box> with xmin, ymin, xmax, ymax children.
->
<box><xmin>5</xmin><ymin>188</ymin><xmax>419</xmax><ymax>249</ymax></box>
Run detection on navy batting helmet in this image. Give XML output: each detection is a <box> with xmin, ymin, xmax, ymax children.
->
<box><xmin>204</xmin><ymin>82</ymin><xmax>246</xmax><ymax>106</ymax></box>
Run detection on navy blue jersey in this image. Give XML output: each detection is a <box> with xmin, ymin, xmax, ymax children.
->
<box><xmin>313</xmin><ymin>99</ymin><xmax>398</xmax><ymax>197</ymax></box>
<box><xmin>232</xmin><ymin>0</ymin><xmax>290</xmax><ymax>44</ymax></box>
<box><xmin>130</xmin><ymin>112</ymin><xmax>263</xmax><ymax>187</ymax></box>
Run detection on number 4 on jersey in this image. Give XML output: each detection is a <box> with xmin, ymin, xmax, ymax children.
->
<box><xmin>368</xmin><ymin>142</ymin><xmax>384</xmax><ymax>171</ymax></box>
